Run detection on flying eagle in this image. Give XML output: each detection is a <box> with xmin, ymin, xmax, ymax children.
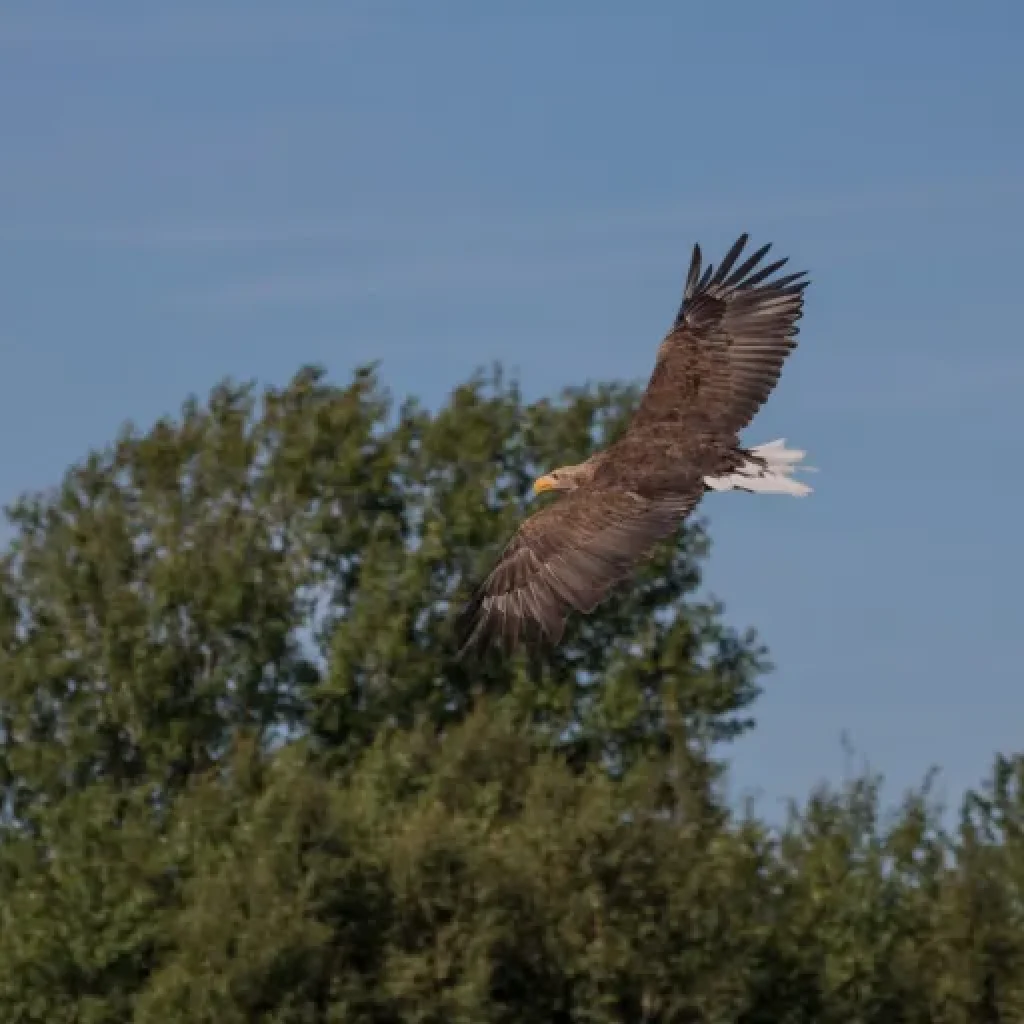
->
<box><xmin>455</xmin><ymin>233</ymin><xmax>813</xmax><ymax>655</ymax></box>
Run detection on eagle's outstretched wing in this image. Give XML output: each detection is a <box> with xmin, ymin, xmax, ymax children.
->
<box><xmin>455</xmin><ymin>487</ymin><xmax>698</xmax><ymax>656</ymax></box>
<box><xmin>629</xmin><ymin>233</ymin><xmax>809</xmax><ymax>436</ymax></box>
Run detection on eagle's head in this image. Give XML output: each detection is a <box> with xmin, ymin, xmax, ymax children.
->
<box><xmin>531</xmin><ymin>458</ymin><xmax>597</xmax><ymax>495</ymax></box>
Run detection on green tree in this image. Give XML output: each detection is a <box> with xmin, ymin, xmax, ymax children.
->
<box><xmin>0</xmin><ymin>364</ymin><xmax>763</xmax><ymax>816</ymax></box>
<box><xmin>0</xmin><ymin>363</ymin><xmax>765</xmax><ymax>1021</ymax></box>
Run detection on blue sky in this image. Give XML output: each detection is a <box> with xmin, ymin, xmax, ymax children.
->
<box><xmin>2</xmin><ymin>2</ymin><xmax>1023</xmax><ymax>818</ymax></box>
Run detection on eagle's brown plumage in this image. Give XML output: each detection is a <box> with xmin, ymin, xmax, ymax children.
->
<box><xmin>456</xmin><ymin>233</ymin><xmax>811</xmax><ymax>656</ymax></box>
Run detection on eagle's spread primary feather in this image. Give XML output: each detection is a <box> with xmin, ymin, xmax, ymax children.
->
<box><xmin>456</xmin><ymin>233</ymin><xmax>812</xmax><ymax>656</ymax></box>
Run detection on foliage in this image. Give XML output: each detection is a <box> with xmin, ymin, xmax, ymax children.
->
<box><xmin>0</xmin><ymin>364</ymin><xmax>1021</xmax><ymax>1021</ymax></box>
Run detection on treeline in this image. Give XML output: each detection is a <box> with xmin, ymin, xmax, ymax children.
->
<box><xmin>0</xmin><ymin>365</ymin><xmax>1021</xmax><ymax>1022</ymax></box>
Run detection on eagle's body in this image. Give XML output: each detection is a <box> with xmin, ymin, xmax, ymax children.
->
<box><xmin>456</xmin><ymin>233</ymin><xmax>813</xmax><ymax>655</ymax></box>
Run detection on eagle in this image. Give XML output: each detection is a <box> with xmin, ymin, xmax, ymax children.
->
<box><xmin>455</xmin><ymin>232</ymin><xmax>813</xmax><ymax>656</ymax></box>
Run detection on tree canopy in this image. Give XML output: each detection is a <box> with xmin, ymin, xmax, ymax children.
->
<box><xmin>1</xmin><ymin>363</ymin><xmax>1021</xmax><ymax>1022</ymax></box>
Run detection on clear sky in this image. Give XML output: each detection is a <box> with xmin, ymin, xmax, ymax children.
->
<box><xmin>2</xmin><ymin>2</ymin><xmax>1022</xmax><ymax>819</ymax></box>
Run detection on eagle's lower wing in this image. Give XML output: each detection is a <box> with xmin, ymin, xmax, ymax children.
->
<box><xmin>629</xmin><ymin>233</ymin><xmax>809</xmax><ymax>436</ymax></box>
<box><xmin>455</xmin><ymin>487</ymin><xmax>698</xmax><ymax>656</ymax></box>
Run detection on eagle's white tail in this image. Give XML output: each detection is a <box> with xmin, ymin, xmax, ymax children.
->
<box><xmin>704</xmin><ymin>439</ymin><xmax>814</xmax><ymax>497</ymax></box>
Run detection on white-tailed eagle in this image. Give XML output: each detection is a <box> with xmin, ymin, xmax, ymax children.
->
<box><xmin>456</xmin><ymin>233</ymin><xmax>813</xmax><ymax>655</ymax></box>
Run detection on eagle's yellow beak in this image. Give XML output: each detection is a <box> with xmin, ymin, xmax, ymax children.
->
<box><xmin>532</xmin><ymin>474</ymin><xmax>557</xmax><ymax>495</ymax></box>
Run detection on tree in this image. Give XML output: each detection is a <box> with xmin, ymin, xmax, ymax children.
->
<box><xmin>0</xmin><ymin>363</ymin><xmax>765</xmax><ymax>1021</ymax></box>
<box><xmin>0</xmin><ymin>365</ymin><xmax>764</xmax><ymax>814</ymax></box>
